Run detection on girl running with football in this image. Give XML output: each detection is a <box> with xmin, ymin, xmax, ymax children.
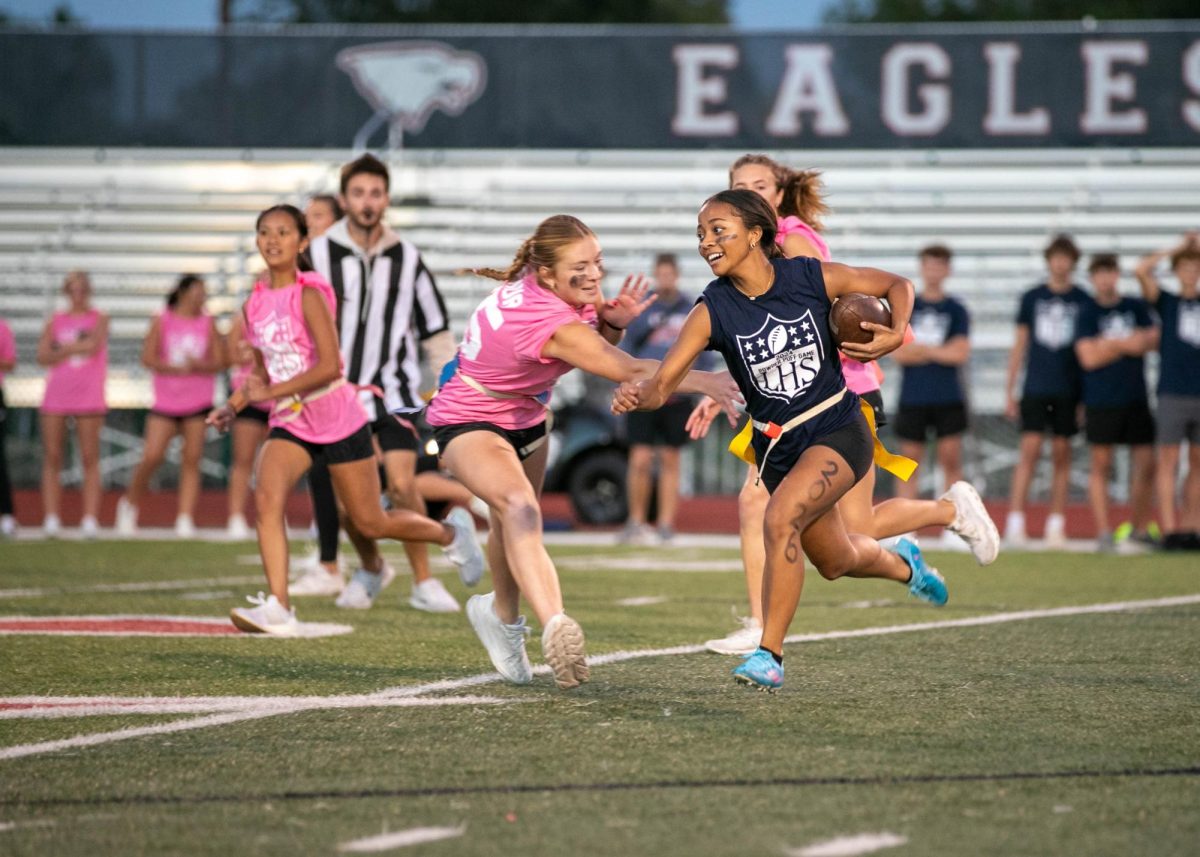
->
<box><xmin>427</xmin><ymin>214</ymin><xmax>740</xmax><ymax>690</ymax></box>
<box><xmin>206</xmin><ymin>205</ymin><xmax>483</xmax><ymax>635</ymax></box>
<box><xmin>613</xmin><ymin>190</ymin><xmax>947</xmax><ymax>692</ymax></box>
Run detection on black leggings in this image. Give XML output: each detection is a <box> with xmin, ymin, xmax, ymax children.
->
<box><xmin>0</xmin><ymin>390</ymin><xmax>12</xmax><ymax>517</ymax></box>
<box><xmin>307</xmin><ymin>458</ymin><xmax>340</xmax><ymax>564</ymax></box>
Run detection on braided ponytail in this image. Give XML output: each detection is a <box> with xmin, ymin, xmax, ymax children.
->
<box><xmin>466</xmin><ymin>216</ymin><xmax>595</xmax><ymax>284</ymax></box>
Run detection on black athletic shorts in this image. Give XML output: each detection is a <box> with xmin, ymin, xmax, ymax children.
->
<box><xmin>1085</xmin><ymin>403</ymin><xmax>1155</xmax><ymax>446</ymax></box>
<box><xmin>859</xmin><ymin>389</ymin><xmax>887</xmax><ymax>429</ymax></box>
<box><xmin>150</xmin><ymin>406</ymin><xmax>212</xmax><ymax>425</ymax></box>
<box><xmin>371</xmin><ymin>414</ymin><xmax>421</xmax><ymax>453</ymax></box>
<box><xmin>235</xmin><ymin>406</ymin><xmax>270</xmax><ymax>426</ymax></box>
<box><xmin>1020</xmin><ymin>395</ymin><xmax>1079</xmax><ymax>437</ymax></box>
<box><xmin>626</xmin><ymin>399</ymin><xmax>693</xmax><ymax>448</ymax></box>
<box><xmin>759</xmin><ymin>408</ymin><xmax>874</xmax><ymax>495</ymax></box>
<box><xmin>433</xmin><ymin>420</ymin><xmax>548</xmax><ymax>462</ymax></box>
<box><xmin>894</xmin><ymin>402</ymin><xmax>968</xmax><ymax>442</ymax></box>
<box><xmin>268</xmin><ymin>423</ymin><xmax>374</xmax><ymax>466</ymax></box>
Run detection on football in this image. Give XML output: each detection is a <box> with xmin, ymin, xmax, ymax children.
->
<box><xmin>829</xmin><ymin>293</ymin><xmax>892</xmax><ymax>346</ymax></box>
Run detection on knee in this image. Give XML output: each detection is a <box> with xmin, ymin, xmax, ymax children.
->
<box><xmin>813</xmin><ymin>558</ymin><xmax>849</xmax><ymax>581</ymax></box>
<box><xmin>354</xmin><ymin>514</ymin><xmax>388</xmax><ymax>541</ymax></box>
<box><xmin>762</xmin><ymin>503</ymin><xmax>802</xmax><ymax>552</ymax></box>
<box><xmin>496</xmin><ymin>492</ymin><xmax>541</xmax><ymax>534</ymax></box>
<box><xmin>739</xmin><ymin>480</ymin><xmax>768</xmax><ymax>519</ymax></box>
<box><xmin>627</xmin><ymin>448</ymin><xmax>653</xmax><ymax>474</ymax></box>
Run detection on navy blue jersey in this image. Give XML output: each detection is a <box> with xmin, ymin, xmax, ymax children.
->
<box><xmin>1016</xmin><ymin>284</ymin><xmax>1092</xmax><ymax>399</ymax></box>
<box><xmin>700</xmin><ymin>257</ymin><xmax>858</xmax><ymax>464</ymax></box>
<box><xmin>1076</xmin><ymin>296</ymin><xmax>1153</xmax><ymax>407</ymax></box>
<box><xmin>1154</xmin><ymin>291</ymin><xmax>1200</xmax><ymax>397</ymax></box>
<box><xmin>899</xmin><ymin>295</ymin><xmax>970</xmax><ymax>407</ymax></box>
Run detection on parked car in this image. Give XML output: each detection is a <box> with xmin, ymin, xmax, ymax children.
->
<box><xmin>544</xmin><ymin>399</ymin><xmax>628</xmax><ymax>525</ymax></box>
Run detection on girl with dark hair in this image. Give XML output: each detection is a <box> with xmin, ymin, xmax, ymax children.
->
<box><xmin>614</xmin><ymin>190</ymin><xmax>946</xmax><ymax>692</ymax></box>
<box><xmin>426</xmin><ymin>214</ymin><xmax>740</xmax><ymax>689</ymax></box>
<box><xmin>117</xmin><ymin>274</ymin><xmax>224</xmax><ymax>537</ymax></box>
<box><xmin>207</xmin><ymin>204</ymin><xmax>483</xmax><ymax>636</ymax></box>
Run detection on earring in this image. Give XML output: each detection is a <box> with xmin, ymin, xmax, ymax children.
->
<box><xmin>750</xmin><ymin>241</ymin><xmax>757</xmax><ymax>249</ymax></box>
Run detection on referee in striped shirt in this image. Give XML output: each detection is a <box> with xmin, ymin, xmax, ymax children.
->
<box><xmin>306</xmin><ymin>154</ymin><xmax>462</xmax><ymax>612</ymax></box>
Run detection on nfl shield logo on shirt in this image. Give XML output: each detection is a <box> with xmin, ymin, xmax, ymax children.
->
<box><xmin>735</xmin><ymin>310</ymin><xmax>826</xmax><ymax>402</ymax></box>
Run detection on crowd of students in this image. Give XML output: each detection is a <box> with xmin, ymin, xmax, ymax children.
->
<box><xmin>0</xmin><ymin>153</ymin><xmax>1197</xmax><ymax>691</ymax></box>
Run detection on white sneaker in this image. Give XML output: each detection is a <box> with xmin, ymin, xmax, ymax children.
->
<box><xmin>226</xmin><ymin>514</ymin><xmax>251</xmax><ymax>540</ymax></box>
<box><xmin>0</xmin><ymin>514</ymin><xmax>14</xmax><ymax>538</ymax></box>
<box><xmin>705</xmin><ymin>616</ymin><xmax>762</xmax><ymax>655</ymax></box>
<box><xmin>42</xmin><ymin>514</ymin><xmax>61</xmax><ymax>538</ymax></box>
<box><xmin>542</xmin><ymin>612</ymin><xmax>589</xmax><ymax>690</ymax></box>
<box><xmin>940</xmin><ymin>481</ymin><xmax>1000</xmax><ymax>566</ymax></box>
<box><xmin>80</xmin><ymin>516</ymin><xmax>99</xmax><ymax>541</ymax></box>
<box><xmin>442</xmin><ymin>507</ymin><xmax>484</xmax><ymax>587</ymax></box>
<box><xmin>230</xmin><ymin>592</ymin><xmax>298</xmax><ymax>636</ymax></box>
<box><xmin>466</xmin><ymin>592</ymin><xmax>532</xmax><ymax>684</ymax></box>
<box><xmin>1004</xmin><ymin>510</ymin><xmax>1026</xmax><ymax>547</ymax></box>
<box><xmin>1115</xmin><ymin>537</ymin><xmax>1149</xmax><ymax>556</ymax></box>
<box><xmin>618</xmin><ymin>522</ymin><xmax>658</xmax><ymax>546</ymax></box>
<box><xmin>409</xmin><ymin>577</ymin><xmax>461</xmax><ymax>613</ymax></box>
<box><xmin>290</xmin><ymin>563</ymin><xmax>345</xmax><ymax>597</ymax></box>
<box><xmin>174</xmin><ymin>514</ymin><xmax>196</xmax><ymax>538</ymax></box>
<box><xmin>1044</xmin><ymin>513</ymin><xmax>1067</xmax><ymax>549</ymax></box>
<box><xmin>335</xmin><ymin>561</ymin><xmax>396</xmax><ymax>609</ymax></box>
<box><xmin>115</xmin><ymin>498</ymin><xmax>137</xmax><ymax>536</ymax></box>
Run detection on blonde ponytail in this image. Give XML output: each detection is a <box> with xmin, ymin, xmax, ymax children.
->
<box><xmin>466</xmin><ymin>217</ymin><xmax>594</xmax><ymax>284</ymax></box>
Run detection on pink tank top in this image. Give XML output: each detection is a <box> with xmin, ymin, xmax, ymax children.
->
<box><xmin>41</xmin><ymin>310</ymin><xmax>107</xmax><ymax>415</ymax></box>
<box><xmin>0</xmin><ymin>319</ymin><xmax>14</xmax><ymax>385</ymax></box>
<box><xmin>775</xmin><ymin>216</ymin><xmax>881</xmax><ymax>395</ymax></box>
<box><xmin>152</xmin><ymin>308</ymin><xmax>217</xmax><ymax>416</ymax></box>
<box><xmin>244</xmin><ymin>271</ymin><xmax>367</xmax><ymax>444</ymax></box>
<box><xmin>427</xmin><ymin>274</ymin><xmax>598</xmax><ymax>430</ymax></box>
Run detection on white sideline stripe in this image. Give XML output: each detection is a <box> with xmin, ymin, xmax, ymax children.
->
<box><xmin>339</xmin><ymin>825</ymin><xmax>466</xmax><ymax>852</ymax></box>
<box><xmin>558</xmin><ymin>556</ymin><xmax>742</xmax><ymax>573</ymax></box>
<box><xmin>2</xmin><ymin>594</ymin><xmax>1197</xmax><ymax>762</ymax></box>
<box><xmin>0</xmin><ymin>694</ymin><xmax>524</xmax><ymax>720</ymax></box>
<box><xmin>0</xmin><ymin>576</ymin><xmax>263</xmax><ymax>599</ymax></box>
<box><xmin>0</xmin><ymin>696</ymin><xmax>529</xmax><ymax>758</ymax></box>
<box><xmin>787</xmin><ymin>832</ymin><xmax>908</xmax><ymax>857</ymax></box>
<box><xmin>616</xmin><ymin>596</ymin><xmax>669</xmax><ymax>607</ymax></box>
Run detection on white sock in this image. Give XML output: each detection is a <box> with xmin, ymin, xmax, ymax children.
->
<box><xmin>1005</xmin><ymin>510</ymin><xmax>1025</xmax><ymax>537</ymax></box>
<box><xmin>1045</xmin><ymin>513</ymin><xmax>1065</xmax><ymax>536</ymax></box>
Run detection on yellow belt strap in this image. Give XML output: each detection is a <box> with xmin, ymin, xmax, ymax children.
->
<box><xmin>726</xmin><ymin>394</ymin><xmax>918</xmax><ymax>482</ymax></box>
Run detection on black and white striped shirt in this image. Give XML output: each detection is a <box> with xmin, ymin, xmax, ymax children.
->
<box><xmin>308</xmin><ymin>219</ymin><xmax>449</xmax><ymax>419</ymax></box>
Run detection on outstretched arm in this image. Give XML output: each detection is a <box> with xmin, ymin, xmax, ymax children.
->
<box><xmin>822</xmin><ymin>263</ymin><xmax>914</xmax><ymax>363</ymax></box>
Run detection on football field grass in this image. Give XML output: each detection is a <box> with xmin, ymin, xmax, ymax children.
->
<box><xmin>0</xmin><ymin>538</ymin><xmax>1197</xmax><ymax>855</ymax></box>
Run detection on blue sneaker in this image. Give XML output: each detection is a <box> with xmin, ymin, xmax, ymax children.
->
<box><xmin>896</xmin><ymin>537</ymin><xmax>948</xmax><ymax>606</ymax></box>
<box><xmin>732</xmin><ymin>647</ymin><xmax>784</xmax><ymax>692</ymax></box>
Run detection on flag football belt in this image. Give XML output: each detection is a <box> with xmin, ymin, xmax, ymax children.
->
<box><xmin>728</xmin><ymin>389</ymin><xmax>916</xmax><ymax>483</ymax></box>
<box><xmin>456</xmin><ymin>371</ymin><xmax>552</xmax><ymax>457</ymax></box>
<box><xmin>271</xmin><ymin>378</ymin><xmax>387</xmax><ymax>425</ymax></box>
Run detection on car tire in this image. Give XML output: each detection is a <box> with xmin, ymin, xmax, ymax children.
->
<box><xmin>566</xmin><ymin>448</ymin><xmax>628</xmax><ymax>525</ymax></box>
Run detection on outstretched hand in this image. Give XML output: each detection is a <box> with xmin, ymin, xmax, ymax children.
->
<box><xmin>685</xmin><ymin>396</ymin><xmax>722</xmax><ymax>440</ymax></box>
<box><xmin>611</xmin><ymin>380</ymin><xmax>645</xmax><ymax>415</ymax></box>
<box><xmin>206</xmin><ymin>404</ymin><xmax>236</xmax><ymax>434</ymax></box>
<box><xmin>838</xmin><ymin>322</ymin><xmax>905</xmax><ymax>363</ymax></box>
<box><xmin>600</xmin><ymin>274</ymin><xmax>657</xmax><ymax>331</ymax></box>
<box><xmin>700</xmin><ymin>372</ymin><xmax>743</xmax><ymax>431</ymax></box>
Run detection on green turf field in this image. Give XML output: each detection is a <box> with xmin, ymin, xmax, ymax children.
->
<box><xmin>0</xmin><ymin>539</ymin><xmax>1197</xmax><ymax>856</ymax></box>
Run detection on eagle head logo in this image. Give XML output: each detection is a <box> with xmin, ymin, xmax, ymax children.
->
<box><xmin>337</xmin><ymin>41</ymin><xmax>487</xmax><ymax>147</ymax></box>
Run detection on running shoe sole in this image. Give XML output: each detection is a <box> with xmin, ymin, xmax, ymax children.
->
<box><xmin>542</xmin><ymin>614</ymin><xmax>589</xmax><ymax>689</ymax></box>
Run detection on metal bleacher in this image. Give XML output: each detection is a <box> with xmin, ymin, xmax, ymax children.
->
<box><xmin>2</xmin><ymin>145</ymin><xmax>1199</xmax><ymax>413</ymax></box>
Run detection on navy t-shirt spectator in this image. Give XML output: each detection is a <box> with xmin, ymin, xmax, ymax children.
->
<box><xmin>622</xmin><ymin>291</ymin><xmax>706</xmax><ymax>399</ymax></box>
<box><xmin>1154</xmin><ymin>291</ymin><xmax>1200</xmax><ymax>397</ymax></box>
<box><xmin>1016</xmin><ymin>284</ymin><xmax>1092</xmax><ymax>399</ymax></box>
<box><xmin>899</xmin><ymin>296</ymin><xmax>970</xmax><ymax>407</ymax></box>
<box><xmin>1076</xmin><ymin>297</ymin><xmax>1154</xmax><ymax>407</ymax></box>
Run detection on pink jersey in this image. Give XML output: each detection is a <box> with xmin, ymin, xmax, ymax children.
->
<box><xmin>0</xmin><ymin>318</ymin><xmax>14</xmax><ymax>384</ymax></box>
<box><xmin>228</xmin><ymin>322</ymin><xmax>271</xmax><ymax>413</ymax></box>
<box><xmin>243</xmin><ymin>271</ymin><xmax>367</xmax><ymax>444</ymax></box>
<box><xmin>775</xmin><ymin>216</ymin><xmax>881</xmax><ymax>395</ymax></box>
<box><xmin>152</xmin><ymin>308</ymin><xmax>217</xmax><ymax>416</ymax></box>
<box><xmin>41</xmin><ymin>310</ymin><xmax>107</xmax><ymax>415</ymax></box>
<box><xmin>427</xmin><ymin>274</ymin><xmax>598</xmax><ymax>430</ymax></box>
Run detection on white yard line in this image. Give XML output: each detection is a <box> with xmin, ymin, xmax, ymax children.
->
<box><xmin>1</xmin><ymin>594</ymin><xmax>1197</xmax><ymax>762</ymax></box>
<box><xmin>0</xmin><ymin>576</ymin><xmax>263</xmax><ymax>600</ymax></box>
<box><xmin>787</xmin><ymin>832</ymin><xmax>908</xmax><ymax>857</ymax></box>
<box><xmin>339</xmin><ymin>825</ymin><xmax>466</xmax><ymax>852</ymax></box>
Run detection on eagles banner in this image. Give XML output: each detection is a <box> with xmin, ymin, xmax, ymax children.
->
<box><xmin>2</xmin><ymin>22</ymin><xmax>1199</xmax><ymax>149</ymax></box>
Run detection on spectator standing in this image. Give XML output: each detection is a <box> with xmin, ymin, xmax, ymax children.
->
<box><xmin>1075</xmin><ymin>253</ymin><xmax>1158</xmax><ymax>552</ymax></box>
<box><xmin>36</xmin><ymin>271</ymin><xmax>108</xmax><ymax>538</ymax></box>
<box><xmin>619</xmin><ymin>253</ymin><xmax>696</xmax><ymax>544</ymax></box>
<box><xmin>1004</xmin><ymin>234</ymin><xmax>1092</xmax><ymax>548</ymax></box>
<box><xmin>0</xmin><ymin>316</ymin><xmax>16</xmax><ymax>537</ymax></box>
<box><xmin>117</xmin><ymin>275</ymin><xmax>223</xmax><ymax>537</ymax></box>
<box><xmin>1135</xmin><ymin>233</ymin><xmax>1200</xmax><ymax>550</ymax></box>
<box><xmin>306</xmin><ymin>155</ymin><xmax>463</xmax><ymax>613</ymax></box>
<box><xmin>891</xmin><ymin>244</ymin><xmax>971</xmax><ymax>507</ymax></box>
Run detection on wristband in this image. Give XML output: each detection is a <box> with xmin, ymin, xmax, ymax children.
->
<box><xmin>603</xmin><ymin>319</ymin><xmax>626</xmax><ymax>331</ymax></box>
